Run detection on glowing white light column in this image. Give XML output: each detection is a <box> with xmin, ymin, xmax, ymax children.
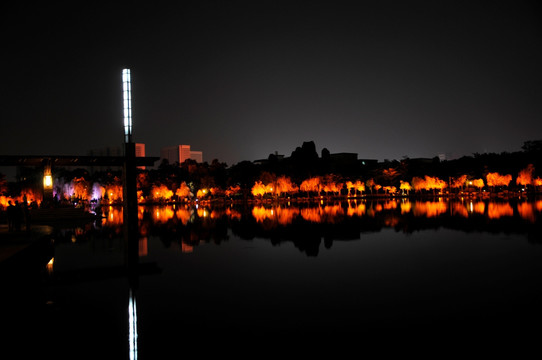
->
<box><xmin>128</xmin><ymin>289</ymin><xmax>138</xmax><ymax>360</ymax></box>
<box><xmin>122</xmin><ymin>69</ymin><xmax>133</xmax><ymax>143</ymax></box>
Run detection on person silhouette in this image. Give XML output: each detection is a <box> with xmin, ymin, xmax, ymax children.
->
<box><xmin>7</xmin><ymin>200</ymin><xmax>15</xmax><ymax>232</ymax></box>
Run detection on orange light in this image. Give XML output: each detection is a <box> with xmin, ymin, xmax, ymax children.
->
<box><xmin>44</xmin><ymin>175</ymin><xmax>53</xmax><ymax>188</ymax></box>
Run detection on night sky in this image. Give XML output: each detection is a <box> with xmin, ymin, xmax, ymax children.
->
<box><xmin>2</xmin><ymin>1</ymin><xmax>541</xmax><ymax>169</ymax></box>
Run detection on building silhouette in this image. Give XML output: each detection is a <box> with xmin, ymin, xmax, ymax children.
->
<box><xmin>160</xmin><ymin>145</ymin><xmax>203</xmax><ymax>165</ymax></box>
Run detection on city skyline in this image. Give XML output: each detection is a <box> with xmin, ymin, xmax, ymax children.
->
<box><xmin>1</xmin><ymin>2</ymin><xmax>541</xmax><ymax>168</ymax></box>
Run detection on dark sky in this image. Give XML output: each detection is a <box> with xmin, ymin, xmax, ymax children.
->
<box><xmin>1</xmin><ymin>1</ymin><xmax>541</xmax><ymax>168</ymax></box>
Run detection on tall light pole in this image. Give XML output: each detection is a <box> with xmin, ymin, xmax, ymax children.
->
<box><xmin>122</xmin><ymin>69</ymin><xmax>133</xmax><ymax>144</ymax></box>
<box><xmin>122</xmin><ymin>68</ymin><xmax>139</xmax><ymax>359</ymax></box>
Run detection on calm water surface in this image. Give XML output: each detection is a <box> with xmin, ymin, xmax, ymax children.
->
<box><xmin>4</xmin><ymin>198</ymin><xmax>542</xmax><ymax>357</ymax></box>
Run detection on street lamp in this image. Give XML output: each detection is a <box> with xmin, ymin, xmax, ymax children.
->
<box><xmin>122</xmin><ymin>69</ymin><xmax>133</xmax><ymax>144</ymax></box>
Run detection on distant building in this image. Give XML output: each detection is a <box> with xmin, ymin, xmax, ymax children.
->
<box><xmin>160</xmin><ymin>145</ymin><xmax>203</xmax><ymax>165</ymax></box>
<box><xmin>135</xmin><ymin>143</ymin><xmax>146</xmax><ymax>170</ymax></box>
<box><xmin>329</xmin><ymin>152</ymin><xmax>358</xmax><ymax>163</ymax></box>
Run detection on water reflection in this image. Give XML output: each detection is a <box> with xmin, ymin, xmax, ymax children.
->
<box><xmin>85</xmin><ymin>199</ymin><xmax>542</xmax><ymax>257</ymax></box>
<box><xmin>128</xmin><ymin>289</ymin><xmax>138</xmax><ymax>360</ymax></box>
<box><xmin>99</xmin><ymin>199</ymin><xmax>542</xmax><ymax>226</ymax></box>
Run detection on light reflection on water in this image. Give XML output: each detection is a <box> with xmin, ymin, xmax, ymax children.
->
<box><xmin>86</xmin><ymin>198</ymin><xmax>542</xmax><ymax>258</ymax></box>
<box><xmin>8</xmin><ymin>198</ymin><xmax>542</xmax><ymax>356</ymax></box>
<box><xmin>99</xmin><ymin>198</ymin><xmax>542</xmax><ymax>227</ymax></box>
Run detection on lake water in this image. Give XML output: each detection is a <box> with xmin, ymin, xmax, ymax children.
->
<box><xmin>3</xmin><ymin>198</ymin><xmax>542</xmax><ymax>357</ymax></box>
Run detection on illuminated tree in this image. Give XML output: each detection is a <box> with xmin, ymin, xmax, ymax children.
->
<box><xmin>251</xmin><ymin>181</ymin><xmax>266</xmax><ymax>197</ymax></box>
<box><xmin>399</xmin><ymin>180</ymin><xmax>411</xmax><ymax>195</ymax></box>
<box><xmin>382</xmin><ymin>186</ymin><xmax>396</xmax><ymax>195</ymax></box>
<box><xmin>516</xmin><ymin>164</ymin><xmax>534</xmax><ymax>188</ymax></box>
<box><xmin>275</xmin><ymin>176</ymin><xmax>298</xmax><ymax>197</ymax></box>
<box><xmin>105</xmin><ymin>184</ymin><xmax>123</xmax><ymax>203</ymax></box>
<box><xmin>411</xmin><ymin>176</ymin><xmax>446</xmax><ymax>194</ymax></box>
<box><xmin>175</xmin><ymin>182</ymin><xmax>191</xmax><ymax>200</ymax></box>
<box><xmin>151</xmin><ymin>184</ymin><xmax>174</xmax><ymax>201</ymax></box>
<box><xmin>196</xmin><ymin>188</ymin><xmax>209</xmax><ymax>198</ymax></box>
<box><xmin>321</xmin><ymin>174</ymin><xmax>342</xmax><ymax>196</ymax></box>
<box><xmin>225</xmin><ymin>185</ymin><xmax>241</xmax><ymax>197</ymax></box>
<box><xmin>366</xmin><ymin>178</ymin><xmax>376</xmax><ymax>195</ymax></box>
<box><xmin>72</xmin><ymin>177</ymin><xmax>90</xmax><ymax>200</ymax></box>
<box><xmin>300</xmin><ymin>177</ymin><xmax>321</xmax><ymax>196</ymax></box>
<box><xmin>472</xmin><ymin>179</ymin><xmax>484</xmax><ymax>193</ymax></box>
<box><xmin>486</xmin><ymin>172</ymin><xmax>512</xmax><ymax>191</ymax></box>
<box><xmin>411</xmin><ymin>177</ymin><xmax>425</xmax><ymax>193</ymax></box>
<box><xmin>353</xmin><ymin>180</ymin><xmax>365</xmax><ymax>196</ymax></box>
<box><xmin>451</xmin><ymin>175</ymin><xmax>467</xmax><ymax>191</ymax></box>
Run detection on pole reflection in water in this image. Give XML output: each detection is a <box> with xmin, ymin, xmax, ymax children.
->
<box><xmin>128</xmin><ymin>288</ymin><xmax>138</xmax><ymax>360</ymax></box>
<box><xmin>27</xmin><ymin>196</ymin><xmax>542</xmax><ymax>356</ymax></box>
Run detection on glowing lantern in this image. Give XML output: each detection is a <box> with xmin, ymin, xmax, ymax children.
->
<box><xmin>44</xmin><ymin>175</ymin><xmax>53</xmax><ymax>188</ymax></box>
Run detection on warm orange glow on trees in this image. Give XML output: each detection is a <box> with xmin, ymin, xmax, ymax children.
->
<box><xmin>72</xmin><ymin>177</ymin><xmax>89</xmax><ymax>200</ymax></box>
<box><xmin>151</xmin><ymin>184</ymin><xmax>174</xmax><ymax>201</ymax></box>
<box><xmin>411</xmin><ymin>176</ymin><xmax>447</xmax><ymax>193</ymax></box>
<box><xmin>516</xmin><ymin>164</ymin><xmax>534</xmax><ymax>187</ymax></box>
<box><xmin>322</xmin><ymin>176</ymin><xmax>343</xmax><ymax>196</ymax></box>
<box><xmin>472</xmin><ymin>179</ymin><xmax>484</xmax><ymax>190</ymax></box>
<box><xmin>451</xmin><ymin>175</ymin><xmax>467</xmax><ymax>188</ymax></box>
<box><xmin>425</xmin><ymin>176</ymin><xmax>447</xmax><ymax>191</ymax></box>
<box><xmin>346</xmin><ymin>180</ymin><xmax>365</xmax><ymax>196</ymax></box>
<box><xmin>382</xmin><ymin>186</ymin><xmax>397</xmax><ymax>195</ymax></box>
<box><xmin>175</xmin><ymin>182</ymin><xmax>191</xmax><ymax>199</ymax></box>
<box><xmin>366</xmin><ymin>178</ymin><xmax>376</xmax><ymax>194</ymax></box>
<box><xmin>225</xmin><ymin>185</ymin><xmax>241</xmax><ymax>197</ymax></box>
<box><xmin>486</xmin><ymin>172</ymin><xmax>512</xmax><ymax>187</ymax></box>
<box><xmin>251</xmin><ymin>181</ymin><xmax>266</xmax><ymax>197</ymax></box>
<box><xmin>209</xmin><ymin>187</ymin><xmax>222</xmax><ymax>196</ymax></box>
<box><xmin>275</xmin><ymin>176</ymin><xmax>298</xmax><ymax>196</ymax></box>
<box><xmin>300</xmin><ymin>177</ymin><xmax>321</xmax><ymax>194</ymax></box>
<box><xmin>399</xmin><ymin>180</ymin><xmax>411</xmax><ymax>195</ymax></box>
<box><xmin>105</xmin><ymin>184</ymin><xmax>123</xmax><ymax>203</ymax></box>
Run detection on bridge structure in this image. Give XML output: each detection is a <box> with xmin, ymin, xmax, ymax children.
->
<box><xmin>0</xmin><ymin>154</ymin><xmax>157</xmax><ymax>168</ymax></box>
<box><xmin>0</xmin><ymin>69</ymin><xmax>154</xmax><ymax>261</ymax></box>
